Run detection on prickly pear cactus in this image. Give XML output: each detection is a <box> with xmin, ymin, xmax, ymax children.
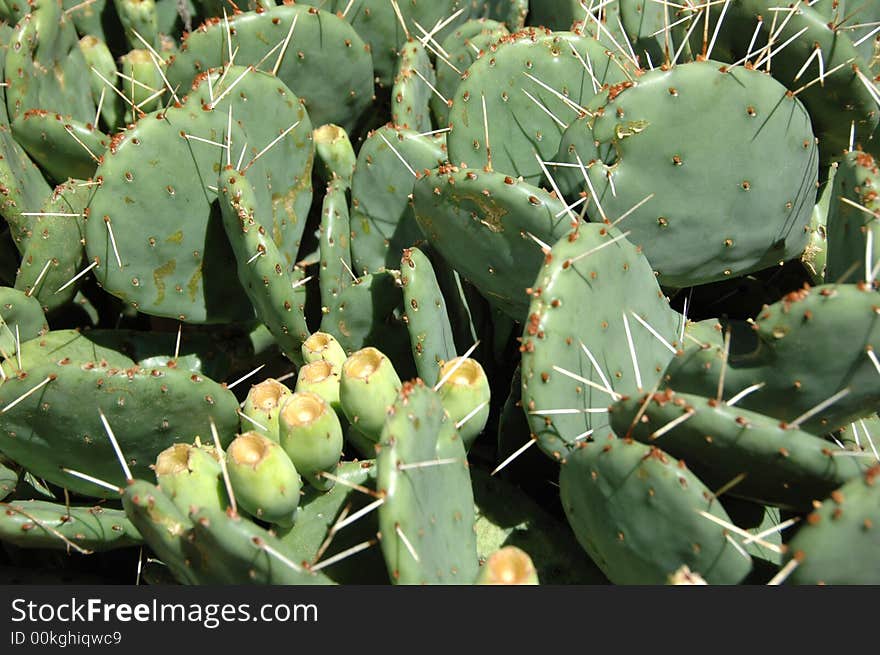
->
<box><xmin>376</xmin><ymin>380</ymin><xmax>478</xmax><ymax>584</ymax></box>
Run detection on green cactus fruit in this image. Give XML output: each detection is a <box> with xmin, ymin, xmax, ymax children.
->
<box><xmin>560</xmin><ymin>436</ymin><xmax>753</xmax><ymax>584</ymax></box>
<box><xmin>14</xmin><ymin>178</ymin><xmax>88</xmax><ymax>314</ymax></box>
<box><xmin>825</xmin><ymin>151</ymin><xmax>879</xmax><ymax>283</ymax></box>
<box><xmin>391</xmin><ymin>39</ymin><xmax>436</xmax><ymax>133</ymax></box>
<box><xmin>314</xmin><ymin>124</ymin><xmax>357</xmax><ymax>189</ymax></box>
<box><xmin>0</xmin><ymin>360</ymin><xmax>240</xmax><ymax>498</ymax></box>
<box><xmin>319</xmin><ymin>180</ymin><xmax>352</xmax><ymax>316</ymax></box>
<box><xmin>183</xmin><ymin>507</ymin><xmax>333</xmax><ymax>585</ymax></box>
<box><xmin>471</xmin><ymin>1</ymin><xmax>527</xmax><ymax>30</ymax></box>
<box><xmin>85</xmin><ymin>102</ymin><xmax>253</xmax><ymax>323</ymax></box>
<box><xmin>0</xmin><ymin>459</ymin><xmax>17</xmax><ymax>501</ymax></box>
<box><xmin>350</xmin><ymin>125</ymin><xmax>446</xmax><ymax>274</ymax></box>
<box><xmin>302</xmin><ymin>331</ymin><xmax>348</xmax><ymax>372</ymax></box>
<box><xmin>610</xmin><ymin>389</ymin><xmax>870</xmax><ymax>510</ymax></box>
<box><xmin>78</xmin><ymin>35</ymin><xmax>124</xmax><ymax>133</ymax></box>
<box><xmin>295</xmin><ymin>360</ymin><xmax>341</xmax><ymax>416</ymax></box>
<box><xmin>554</xmin><ymin>60</ymin><xmax>818</xmax><ymax>288</ymax></box>
<box><xmin>446</xmin><ymin>28</ymin><xmax>635</xmax><ymax>184</ymax></box>
<box><xmin>471</xmin><ymin>467</ymin><xmax>608</xmax><ymax>584</ymax></box>
<box><xmin>279</xmin><ymin>391</ymin><xmax>344</xmax><ymax>491</ymax></box>
<box><xmin>225</xmin><ymin>431</ymin><xmax>302</xmax><ymax>526</ymax></box>
<box><xmin>113</xmin><ymin>0</ymin><xmax>158</xmax><ymax>50</ymax></box>
<box><xmin>436</xmin><ymin>357</ymin><xmax>490</xmax><ymax>450</ymax></box>
<box><xmin>664</xmin><ymin>284</ymin><xmax>880</xmax><ymax>434</ymax></box>
<box><xmin>413</xmin><ymin>166</ymin><xmax>573</xmax><ymax>321</ymax></box>
<box><xmin>166</xmin><ymin>5</ymin><xmax>374</xmax><ymax>131</ymax></box>
<box><xmin>122</xmin><ymin>479</ymin><xmax>197</xmax><ymax>585</ymax></box>
<box><xmin>217</xmin><ymin>167</ymin><xmax>310</xmax><ymax>363</ymax></box>
<box><xmin>340</xmin><ymin>346</ymin><xmax>402</xmax><ymax>442</ymax></box>
<box><xmin>520</xmin><ymin>225</ymin><xmax>682</xmax><ymax>460</ymax></box>
<box><xmin>475</xmin><ymin>546</ymin><xmax>539</xmax><ymax>584</ymax></box>
<box><xmin>689</xmin><ymin>0</ymin><xmax>878</xmax><ymax>162</ymax></box>
<box><xmin>119</xmin><ymin>49</ymin><xmax>164</xmax><ymax>125</ymax></box>
<box><xmin>241</xmin><ymin>378</ymin><xmax>293</xmax><ymax>442</ymax></box>
<box><xmin>400</xmin><ymin>247</ymin><xmax>456</xmax><ymax>385</ymax></box>
<box><xmin>376</xmin><ymin>380</ymin><xmax>478</xmax><ymax>584</ymax></box>
<box><xmin>154</xmin><ymin>442</ymin><xmax>228</xmax><ymax>515</ymax></box>
<box><xmin>0</xmin><ymin>499</ymin><xmax>141</xmax><ymax>551</ymax></box>
<box><xmin>432</xmin><ymin>18</ymin><xmax>509</xmax><ymax>127</ymax></box>
<box><xmin>0</xmin><ymin>286</ymin><xmax>48</xmax><ymax>359</ymax></box>
<box><xmin>784</xmin><ymin>465</ymin><xmax>880</xmax><ymax>584</ymax></box>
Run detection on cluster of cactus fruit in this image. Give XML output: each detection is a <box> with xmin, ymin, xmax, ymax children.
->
<box><xmin>0</xmin><ymin>0</ymin><xmax>879</xmax><ymax>586</ymax></box>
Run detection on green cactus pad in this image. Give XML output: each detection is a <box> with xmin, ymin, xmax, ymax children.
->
<box><xmin>690</xmin><ymin>0</ymin><xmax>879</xmax><ymax>162</ymax></box>
<box><xmin>121</xmin><ymin>479</ymin><xmax>198</xmax><ymax>585</ymax></box>
<box><xmin>166</xmin><ymin>5</ymin><xmax>374</xmax><ymax>131</ymax></box>
<box><xmin>184</xmin><ymin>507</ymin><xmax>333</xmax><ymax>584</ymax></box>
<box><xmin>413</xmin><ymin>166</ymin><xmax>572</xmax><ymax>321</ymax></box>
<box><xmin>113</xmin><ymin>0</ymin><xmax>158</xmax><ymax>50</ymax></box>
<box><xmin>79</xmin><ymin>35</ymin><xmax>124</xmax><ymax>133</ymax></box>
<box><xmin>350</xmin><ymin>125</ymin><xmax>446</xmax><ymax>274</ymax></box>
<box><xmin>0</xmin><ymin>459</ymin><xmax>17</xmax><ymax>501</ymax></box>
<box><xmin>0</xmin><ymin>500</ymin><xmax>141</xmax><ymax>551</ymax></box>
<box><xmin>376</xmin><ymin>380</ymin><xmax>478</xmax><ymax>584</ymax></box>
<box><xmin>560</xmin><ymin>436</ymin><xmax>753</xmax><ymax>584</ymax></box>
<box><xmin>554</xmin><ymin>60</ymin><xmax>817</xmax><ymax>287</ymax></box>
<box><xmin>391</xmin><ymin>39</ymin><xmax>435</xmax><ymax>133</ymax></box>
<box><xmin>0</xmin><ymin>360</ymin><xmax>240</xmax><ymax>498</ymax></box>
<box><xmin>217</xmin><ymin>167</ymin><xmax>310</xmax><ymax>363</ymax></box>
<box><xmin>432</xmin><ymin>19</ymin><xmax>509</xmax><ymax>127</ymax></box>
<box><xmin>0</xmin><ymin>126</ymin><xmax>52</xmax><ymax>252</ymax></box>
<box><xmin>85</xmin><ymin>102</ymin><xmax>253</xmax><ymax>323</ymax></box>
<box><xmin>400</xmin><ymin>247</ymin><xmax>456</xmax><ymax>385</ymax></box>
<box><xmin>314</xmin><ymin>124</ymin><xmax>356</xmax><ymax>189</ymax></box>
<box><xmin>825</xmin><ymin>150</ymin><xmax>879</xmax><ymax>283</ymax></box>
<box><xmin>610</xmin><ymin>389</ymin><xmax>870</xmax><ymax>510</ymax></box>
<box><xmin>446</xmin><ymin>28</ymin><xmax>635</xmax><ymax>184</ymax></box>
<box><xmin>319</xmin><ymin>180</ymin><xmax>352</xmax><ymax>316</ymax></box>
<box><xmin>785</xmin><ymin>466</ymin><xmax>880</xmax><ymax>584</ymax></box>
<box><xmin>0</xmin><ymin>286</ymin><xmax>48</xmax><ymax>359</ymax></box>
<box><xmin>187</xmin><ymin>65</ymin><xmax>315</xmax><ymax>266</ymax></box>
<box><xmin>520</xmin><ymin>225</ymin><xmax>682</xmax><ymax>459</ymax></box>
<box><xmin>664</xmin><ymin>284</ymin><xmax>880</xmax><ymax>434</ymax></box>
<box><xmin>14</xmin><ymin>178</ymin><xmax>88</xmax><ymax>314</ymax></box>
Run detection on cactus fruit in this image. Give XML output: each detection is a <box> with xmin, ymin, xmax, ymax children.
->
<box><xmin>295</xmin><ymin>360</ymin><xmax>341</xmax><ymax>416</ymax></box>
<box><xmin>340</xmin><ymin>347</ymin><xmax>402</xmax><ymax>443</ymax></box>
<box><xmin>225</xmin><ymin>431</ymin><xmax>302</xmax><ymax>526</ymax></box>
<box><xmin>241</xmin><ymin>378</ymin><xmax>293</xmax><ymax>443</ymax></box>
<box><xmin>476</xmin><ymin>546</ymin><xmax>539</xmax><ymax>584</ymax></box>
<box><xmin>302</xmin><ymin>332</ymin><xmax>348</xmax><ymax>372</ymax></box>
<box><xmin>278</xmin><ymin>391</ymin><xmax>343</xmax><ymax>491</ymax></box>
<box><xmin>154</xmin><ymin>442</ymin><xmax>228</xmax><ymax>515</ymax></box>
<box><xmin>436</xmin><ymin>357</ymin><xmax>491</xmax><ymax>450</ymax></box>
